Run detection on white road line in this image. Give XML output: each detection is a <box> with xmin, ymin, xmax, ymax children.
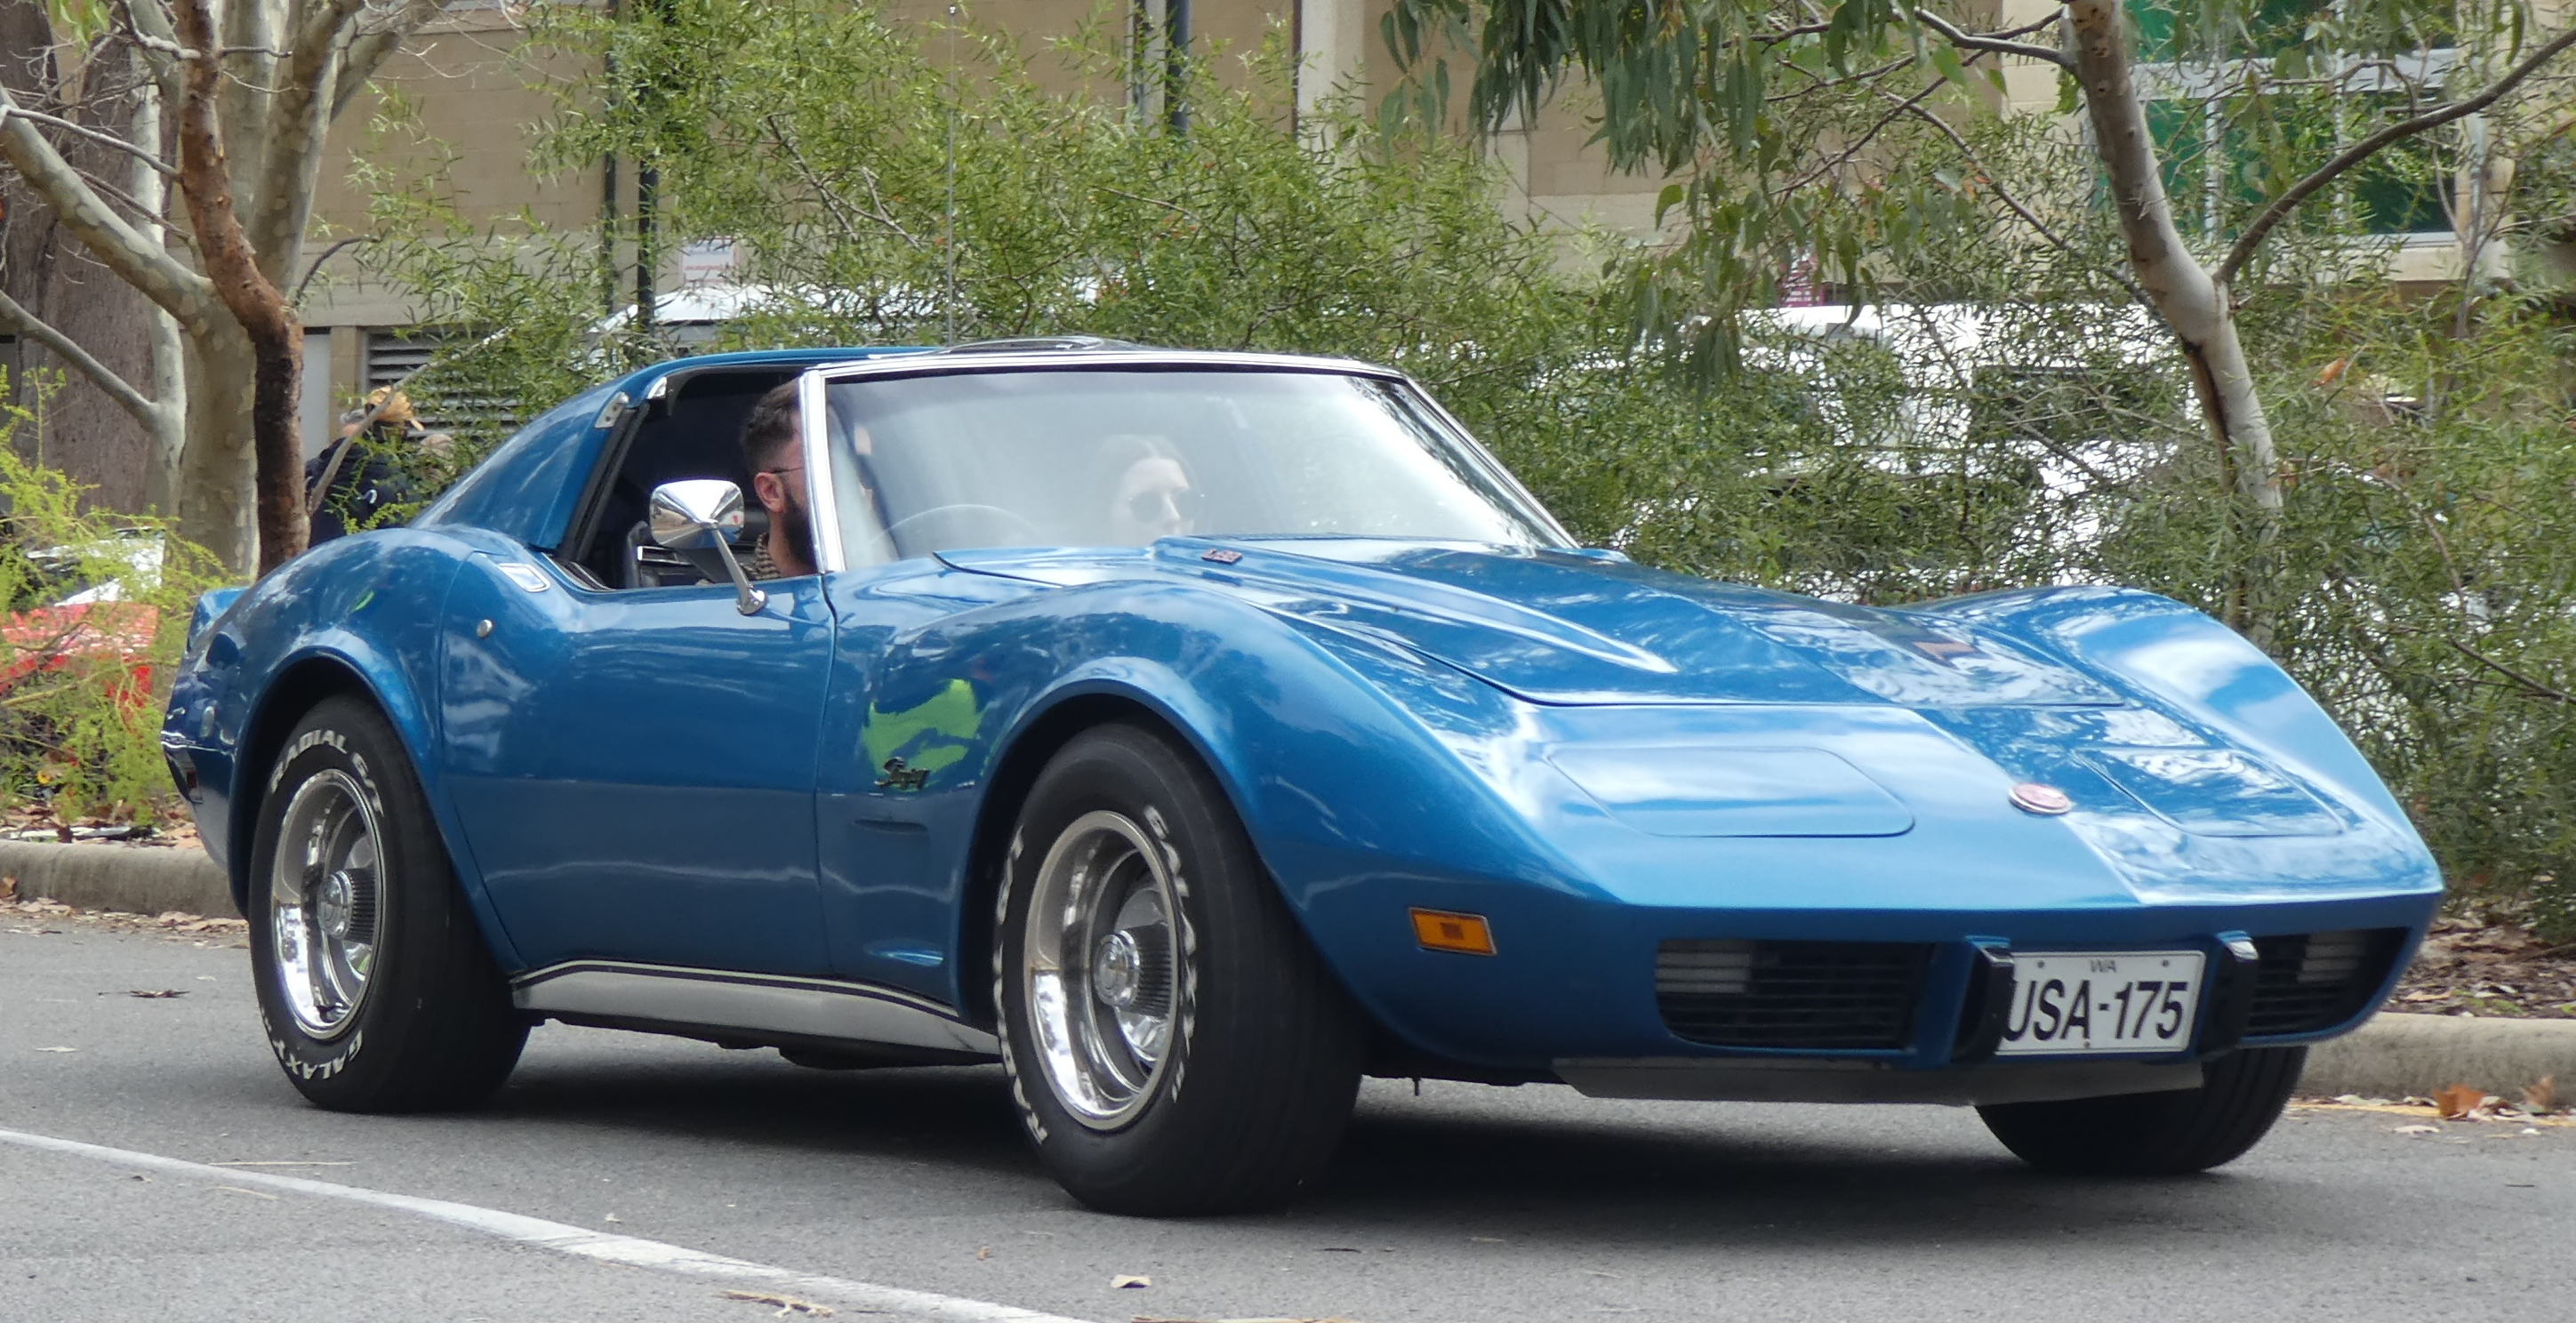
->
<box><xmin>0</xmin><ymin>1126</ymin><xmax>1099</xmax><ymax>1323</ymax></box>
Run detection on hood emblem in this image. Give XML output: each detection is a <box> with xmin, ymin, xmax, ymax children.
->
<box><xmin>1200</xmin><ymin>548</ymin><xmax>1242</xmax><ymax>565</ymax></box>
<box><xmin>2010</xmin><ymin>782</ymin><xmax>2073</xmax><ymax>815</ymax></box>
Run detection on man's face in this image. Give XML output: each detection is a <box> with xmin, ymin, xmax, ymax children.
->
<box><xmin>750</xmin><ymin>413</ymin><xmax>812</xmax><ymax>565</ymax></box>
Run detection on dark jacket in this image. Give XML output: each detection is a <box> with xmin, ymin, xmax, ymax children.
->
<box><xmin>305</xmin><ymin>429</ymin><xmax>420</xmax><ymax>544</ymax></box>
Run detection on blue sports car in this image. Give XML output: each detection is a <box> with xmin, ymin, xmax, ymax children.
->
<box><xmin>165</xmin><ymin>341</ymin><xmax>2442</xmax><ymax>1214</ymax></box>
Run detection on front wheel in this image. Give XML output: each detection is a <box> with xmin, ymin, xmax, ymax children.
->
<box><xmin>1978</xmin><ymin>1046</ymin><xmax>2307</xmax><ymax>1175</ymax></box>
<box><xmin>996</xmin><ymin>723</ymin><xmax>1362</xmax><ymax>1215</ymax></box>
<box><xmin>248</xmin><ymin>696</ymin><xmax>527</xmax><ymax>1112</ymax></box>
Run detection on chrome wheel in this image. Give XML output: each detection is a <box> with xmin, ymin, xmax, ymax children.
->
<box><xmin>1022</xmin><ymin>810</ymin><xmax>1185</xmax><ymax>1130</ymax></box>
<box><xmin>269</xmin><ymin>769</ymin><xmax>383</xmax><ymax>1038</ymax></box>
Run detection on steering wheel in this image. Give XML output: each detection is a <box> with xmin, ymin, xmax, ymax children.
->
<box><xmin>884</xmin><ymin>503</ymin><xmax>1043</xmax><ymax>551</ymax></box>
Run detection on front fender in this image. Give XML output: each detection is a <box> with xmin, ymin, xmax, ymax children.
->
<box><xmin>892</xmin><ymin>582</ymin><xmax>1614</xmax><ymax>1062</ymax></box>
<box><xmin>162</xmin><ymin>531</ymin><xmax>519</xmax><ymax>966</ymax></box>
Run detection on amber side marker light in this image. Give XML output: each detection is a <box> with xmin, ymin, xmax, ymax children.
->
<box><xmin>1410</xmin><ymin>908</ymin><xmax>1497</xmax><ymax>956</ymax></box>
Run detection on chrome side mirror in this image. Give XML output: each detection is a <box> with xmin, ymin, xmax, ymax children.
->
<box><xmin>647</xmin><ymin>480</ymin><xmax>766</xmax><ymax>615</ymax></box>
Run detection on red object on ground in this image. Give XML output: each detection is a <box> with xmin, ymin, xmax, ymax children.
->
<box><xmin>1</xmin><ymin>602</ymin><xmax>160</xmax><ymax>711</ymax></box>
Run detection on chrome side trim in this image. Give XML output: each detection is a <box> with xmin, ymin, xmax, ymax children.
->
<box><xmin>1553</xmin><ymin>1056</ymin><xmax>2205</xmax><ymax>1106</ymax></box>
<box><xmin>797</xmin><ymin>369</ymin><xmax>847</xmax><ymax>573</ymax></box>
<box><xmin>513</xmin><ymin>961</ymin><xmax>997</xmax><ymax>1056</ymax></box>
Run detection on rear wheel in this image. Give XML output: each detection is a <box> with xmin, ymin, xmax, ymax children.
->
<box><xmin>996</xmin><ymin>723</ymin><xmax>1362</xmax><ymax>1215</ymax></box>
<box><xmin>1978</xmin><ymin>1046</ymin><xmax>2307</xmax><ymax>1175</ymax></box>
<box><xmin>248</xmin><ymin>696</ymin><xmax>527</xmax><ymax>1111</ymax></box>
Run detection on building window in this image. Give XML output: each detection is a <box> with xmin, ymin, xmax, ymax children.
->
<box><xmin>2130</xmin><ymin>0</ymin><xmax>2458</xmax><ymax>239</ymax></box>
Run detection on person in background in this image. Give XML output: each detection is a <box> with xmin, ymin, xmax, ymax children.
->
<box><xmin>305</xmin><ymin>388</ymin><xmax>449</xmax><ymax>545</ymax></box>
<box><xmin>1095</xmin><ymin>434</ymin><xmax>1199</xmax><ymax>545</ymax></box>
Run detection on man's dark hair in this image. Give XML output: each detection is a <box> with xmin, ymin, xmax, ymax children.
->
<box><xmin>740</xmin><ymin>380</ymin><xmax>802</xmax><ymax>474</ymax></box>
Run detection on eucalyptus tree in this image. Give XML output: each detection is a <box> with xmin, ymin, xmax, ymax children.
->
<box><xmin>0</xmin><ymin>0</ymin><xmax>453</xmax><ymax>573</ymax></box>
<box><xmin>1384</xmin><ymin>0</ymin><xmax>2576</xmax><ymax>634</ymax></box>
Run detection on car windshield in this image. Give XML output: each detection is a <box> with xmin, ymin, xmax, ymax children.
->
<box><xmin>821</xmin><ymin>367</ymin><xmax>1567</xmax><ymax>565</ymax></box>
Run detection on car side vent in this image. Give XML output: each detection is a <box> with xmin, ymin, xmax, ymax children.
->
<box><xmin>2245</xmin><ymin>928</ymin><xmax>2408</xmax><ymax>1038</ymax></box>
<box><xmin>1656</xmin><ymin>939</ymin><xmax>1934</xmax><ymax>1050</ymax></box>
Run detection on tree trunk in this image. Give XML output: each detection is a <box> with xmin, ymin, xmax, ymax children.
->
<box><xmin>178</xmin><ymin>322</ymin><xmax>256</xmax><ymax>571</ymax></box>
<box><xmin>2065</xmin><ymin>0</ymin><xmax>2283</xmax><ymax>637</ymax></box>
<box><xmin>129</xmin><ymin>49</ymin><xmax>189</xmax><ymax>518</ymax></box>
<box><xmin>173</xmin><ymin>0</ymin><xmax>307</xmax><ymax>574</ymax></box>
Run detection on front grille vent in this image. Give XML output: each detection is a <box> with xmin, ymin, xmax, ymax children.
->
<box><xmin>1656</xmin><ymin>939</ymin><xmax>1933</xmax><ymax>1050</ymax></box>
<box><xmin>2246</xmin><ymin>928</ymin><xmax>2406</xmax><ymax>1037</ymax></box>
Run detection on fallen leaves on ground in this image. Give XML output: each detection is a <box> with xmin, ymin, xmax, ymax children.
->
<box><xmin>2434</xmin><ymin>1082</ymin><xmax>2500</xmax><ymax>1119</ymax></box>
<box><xmin>2394</xmin><ymin>918</ymin><xmax>2576</xmax><ymax>1017</ymax></box>
<box><xmin>2525</xmin><ymin>1074</ymin><xmax>2559</xmax><ymax>1112</ymax></box>
<box><xmin>0</xmin><ymin>806</ymin><xmax>198</xmax><ymax>850</ymax></box>
<box><xmin>125</xmin><ymin>989</ymin><xmax>186</xmax><ymax>998</ymax></box>
<box><xmin>2291</xmin><ymin>1094</ymin><xmax>2572</xmax><ymax>1128</ymax></box>
<box><xmin>0</xmin><ymin>897</ymin><xmax>245</xmax><ymax>946</ymax></box>
<box><xmin>718</xmin><ymin>1289</ymin><xmax>833</xmax><ymax>1317</ymax></box>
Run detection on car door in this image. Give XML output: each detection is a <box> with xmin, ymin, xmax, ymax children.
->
<box><xmin>440</xmin><ymin>551</ymin><xmax>835</xmax><ymax>974</ymax></box>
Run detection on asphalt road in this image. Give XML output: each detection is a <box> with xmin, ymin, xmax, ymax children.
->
<box><xmin>5</xmin><ymin>918</ymin><xmax>2571</xmax><ymax>1323</ymax></box>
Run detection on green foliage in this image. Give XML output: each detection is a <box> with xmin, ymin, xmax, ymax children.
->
<box><xmin>0</xmin><ymin>373</ymin><xmax>225</xmax><ymax>823</ymax></box>
<box><xmin>1382</xmin><ymin>0</ymin><xmax>2572</xmax><ymax>362</ymax></box>
<box><xmin>361</xmin><ymin>1</ymin><xmax>1606</xmax><ymax>470</ymax></box>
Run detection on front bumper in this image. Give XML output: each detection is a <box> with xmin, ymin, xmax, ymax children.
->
<box><xmin>1554</xmin><ymin>1055</ymin><xmax>2206</xmax><ymax>1105</ymax></box>
<box><xmin>1314</xmin><ymin>879</ymin><xmax>2437</xmax><ymax>1084</ymax></box>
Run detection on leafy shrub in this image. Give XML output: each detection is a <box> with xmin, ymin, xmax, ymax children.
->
<box><xmin>0</xmin><ymin>373</ymin><xmax>225</xmax><ymax>823</ymax></box>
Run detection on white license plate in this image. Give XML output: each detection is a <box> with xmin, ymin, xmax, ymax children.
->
<box><xmin>1995</xmin><ymin>950</ymin><xmax>2207</xmax><ymax>1057</ymax></box>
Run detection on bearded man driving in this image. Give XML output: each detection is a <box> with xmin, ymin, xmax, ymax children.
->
<box><xmin>737</xmin><ymin>381</ymin><xmax>815</xmax><ymax>580</ymax></box>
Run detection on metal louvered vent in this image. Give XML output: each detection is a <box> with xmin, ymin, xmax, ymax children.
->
<box><xmin>365</xmin><ymin>328</ymin><xmax>521</xmax><ymax>436</ymax></box>
<box><xmin>2246</xmin><ymin>928</ymin><xmax>2407</xmax><ymax>1037</ymax></box>
<box><xmin>1656</xmin><ymin>939</ymin><xmax>1933</xmax><ymax>1050</ymax></box>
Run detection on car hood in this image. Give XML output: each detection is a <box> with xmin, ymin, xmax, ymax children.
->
<box><xmin>939</xmin><ymin>539</ymin><xmax>2122</xmax><ymax>709</ymax></box>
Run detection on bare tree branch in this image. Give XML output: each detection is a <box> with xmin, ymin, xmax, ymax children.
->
<box><xmin>1917</xmin><ymin>9</ymin><xmax>2072</xmax><ymax>70</ymax></box>
<box><xmin>1892</xmin><ymin>99</ymin><xmax>2157</xmax><ymax>308</ymax></box>
<box><xmin>0</xmin><ymin>287</ymin><xmax>168</xmax><ymax>427</ymax></box>
<box><xmin>334</xmin><ymin>0</ymin><xmax>452</xmax><ymax>118</ymax></box>
<box><xmin>2451</xmin><ymin>638</ymin><xmax>2574</xmax><ymax>703</ymax></box>
<box><xmin>0</xmin><ymin>84</ymin><xmax>217</xmax><ymax>333</ymax></box>
<box><xmin>1778</xmin><ymin>76</ymin><xmax>1950</xmax><ymax>195</ymax></box>
<box><xmin>0</xmin><ymin>102</ymin><xmax>177</xmax><ymax>177</ymax></box>
<box><xmin>2218</xmin><ymin>25</ymin><xmax>2576</xmax><ymax>285</ymax></box>
<box><xmin>291</xmin><ymin>233</ymin><xmax>373</xmax><ymax>305</ymax></box>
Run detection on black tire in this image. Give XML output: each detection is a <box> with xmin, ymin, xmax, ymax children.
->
<box><xmin>995</xmin><ymin>723</ymin><xmax>1363</xmax><ymax>1215</ymax></box>
<box><xmin>1978</xmin><ymin>1046</ymin><xmax>2307</xmax><ymax>1175</ymax></box>
<box><xmin>247</xmin><ymin>695</ymin><xmax>527</xmax><ymax>1112</ymax></box>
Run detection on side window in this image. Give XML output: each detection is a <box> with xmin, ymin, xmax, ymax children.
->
<box><xmin>568</xmin><ymin>371</ymin><xmax>797</xmax><ymax>589</ymax></box>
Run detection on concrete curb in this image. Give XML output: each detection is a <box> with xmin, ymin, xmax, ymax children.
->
<box><xmin>3</xmin><ymin>838</ymin><xmax>2570</xmax><ymax>1099</ymax></box>
<box><xmin>2298</xmin><ymin>1011</ymin><xmax>2576</xmax><ymax>1101</ymax></box>
<box><xmin>0</xmin><ymin>840</ymin><xmax>236</xmax><ymax>919</ymax></box>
